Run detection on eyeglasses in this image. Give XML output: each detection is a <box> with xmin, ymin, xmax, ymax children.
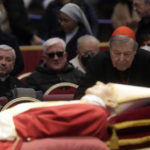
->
<box><xmin>47</xmin><ymin>52</ymin><xmax>65</xmax><ymax>58</ymax></box>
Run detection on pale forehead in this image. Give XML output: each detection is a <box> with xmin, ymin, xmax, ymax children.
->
<box><xmin>0</xmin><ymin>49</ymin><xmax>14</xmax><ymax>56</ymax></box>
<box><xmin>110</xmin><ymin>37</ymin><xmax>134</xmax><ymax>46</ymax></box>
<box><xmin>79</xmin><ymin>41</ymin><xmax>98</xmax><ymax>51</ymax></box>
<box><xmin>110</xmin><ymin>42</ymin><xmax>134</xmax><ymax>52</ymax></box>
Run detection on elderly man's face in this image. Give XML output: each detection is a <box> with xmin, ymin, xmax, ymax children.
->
<box><xmin>43</xmin><ymin>43</ymin><xmax>67</xmax><ymax>71</ymax></box>
<box><xmin>78</xmin><ymin>40</ymin><xmax>99</xmax><ymax>67</ymax></box>
<box><xmin>133</xmin><ymin>0</ymin><xmax>150</xmax><ymax>17</ymax></box>
<box><xmin>0</xmin><ymin>50</ymin><xmax>15</xmax><ymax>77</ymax></box>
<box><xmin>110</xmin><ymin>42</ymin><xmax>136</xmax><ymax>71</ymax></box>
<box><xmin>78</xmin><ymin>40</ymin><xmax>99</xmax><ymax>57</ymax></box>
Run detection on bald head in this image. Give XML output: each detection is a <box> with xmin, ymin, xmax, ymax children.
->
<box><xmin>77</xmin><ymin>35</ymin><xmax>100</xmax><ymax>57</ymax></box>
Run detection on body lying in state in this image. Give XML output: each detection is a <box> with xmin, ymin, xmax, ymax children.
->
<box><xmin>1</xmin><ymin>81</ymin><xmax>150</xmax><ymax>150</ymax></box>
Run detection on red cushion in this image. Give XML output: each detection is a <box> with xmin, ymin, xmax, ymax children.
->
<box><xmin>42</xmin><ymin>94</ymin><xmax>74</xmax><ymax>101</ymax></box>
<box><xmin>21</xmin><ymin>137</ymin><xmax>109</xmax><ymax>150</ymax></box>
<box><xmin>109</xmin><ymin>106</ymin><xmax>150</xmax><ymax>124</ymax></box>
<box><xmin>108</xmin><ymin>106</ymin><xmax>150</xmax><ymax>149</ymax></box>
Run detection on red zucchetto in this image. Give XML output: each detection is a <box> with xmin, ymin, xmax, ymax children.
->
<box><xmin>111</xmin><ymin>26</ymin><xmax>136</xmax><ymax>40</ymax></box>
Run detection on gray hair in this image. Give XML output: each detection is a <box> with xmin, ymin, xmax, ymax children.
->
<box><xmin>77</xmin><ymin>34</ymin><xmax>100</xmax><ymax>50</ymax></box>
<box><xmin>109</xmin><ymin>35</ymin><xmax>138</xmax><ymax>51</ymax></box>
<box><xmin>0</xmin><ymin>44</ymin><xmax>16</xmax><ymax>59</ymax></box>
<box><xmin>43</xmin><ymin>37</ymin><xmax>66</xmax><ymax>54</ymax></box>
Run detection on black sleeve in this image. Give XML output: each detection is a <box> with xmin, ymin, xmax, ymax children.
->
<box><xmin>74</xmin><ymin>71</ymin><xmax>98</xmax><ymax>99</ymax></box>
<box><xmin>74</xmin><ymin>51</ymin><xmax>110</xmax><ymax>99</ymax></box>
<box><xmin>74</xmin><ymin>54</ymin><xmax>102</xmax><ymax>99</ymax></box>
<box><xmin>25</xmin><ymin>72</ymin><xmax>40</xmax><ymax>91</ymax></box>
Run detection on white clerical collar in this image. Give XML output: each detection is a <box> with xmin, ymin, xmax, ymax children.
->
<box><xmin>65</xmin><ymin>27</ymin><xmax>79</xmax><ymax>44</ymax></box>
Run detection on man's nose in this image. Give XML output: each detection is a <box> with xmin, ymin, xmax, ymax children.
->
<box><xmin>0</xmin><ymin>59</ymin><xmax>6</xmax><ymax>65</ymax></box>
<box><xmin>133</xmin><ymin>6</ymin><xmax>137</xmax><ymax>12</ymax></box>
<box><xmin>53</xmin><ymin>54</ymin><xmax>59</xmax><ymax>59</ymax></box>
<box><xmin>119</xmin><ymin>54</ymin><xmax>125</xmax><ymax>61</ymax></box>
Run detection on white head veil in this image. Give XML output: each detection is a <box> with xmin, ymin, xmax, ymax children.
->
<box><xmin>60</xmin><ymin>3</ymin><xmax>93</xmax><ymax>35</ymax></box>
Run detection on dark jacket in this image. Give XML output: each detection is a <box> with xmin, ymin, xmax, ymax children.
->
<box><xmin>136</xmin><ymin>16</ymin><xmax>150</xmax><ymax>46</ymax></box>
<box><xmin>26</xmin><ymin>63</ymin><xmax>84</xmax><ymax>93</ymax></box>
<box><xmin>0</xmin><ymin>76</ymin><xmax>27</xmax><ymax>99</ymax></box>
<box><xmin>74</xmin><ymin>49</ymin><xmax>150</xmax><ymax>99</ymax></box>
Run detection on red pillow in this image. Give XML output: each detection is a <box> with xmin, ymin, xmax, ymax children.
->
<box><xmin>108</xmin><ymin>106</ymin><xmax>150</xmax><ymax>149</ymax></box>
<box><xmin>21</xmin><ymin>137</ymin><xmax>109</xmax><ymax>150</ymax></box>
<box><xmin>109</xmin><ymin>106</ymin><xmax>150</xmax><ymax>124</ymax></box>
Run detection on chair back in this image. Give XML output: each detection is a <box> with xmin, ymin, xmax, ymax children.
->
<box><xmin>43</xmin><ymin>82</ymin><xmax>78</xmax><ymax>101</ymax></box>
<box><xmin>44</xmin><ymin>82</ymin><xmax>78</xmax><ymax>95</ymax></box>
<box><xmin>1</xmin><ymin>96</ymin><xmax>40</xmax><ymax>111</ymax></box>
<box><xmin>17</xmin><ymin>72</ymin><xmax>32</xmax><ymax>82</ymax></box>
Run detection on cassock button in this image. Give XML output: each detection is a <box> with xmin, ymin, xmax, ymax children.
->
<box><xmin>26</xmin><ymin>137</ymin><xmax>31</xmax><ymax>141</ymax></box>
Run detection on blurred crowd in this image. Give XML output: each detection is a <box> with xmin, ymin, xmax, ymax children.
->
<box><xmin>1</xmin><ymin>0</ymin><xmax>150</xmax><ymax>99</ymax></box>
<box><xmin>1</xmin><ymin>1</ymin><xmax>150</xmax><ymax>150</ymax></box>
<box><xmin>22</xmin><ymin>0</ymin><xmax>118</xmax><ymax>43</ymax></box>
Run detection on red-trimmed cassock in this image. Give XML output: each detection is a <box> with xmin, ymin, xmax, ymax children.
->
<box><xmin>0</xmin><ymin>101</ymin><xmax>110</xmax><ymax>150</ymax></box>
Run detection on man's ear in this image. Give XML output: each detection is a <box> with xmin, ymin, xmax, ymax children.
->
<box><xmin>133</xmin><ymin>50</ymin><xmax>137</xmax><ymax>56</ymax></box>
<box><xmin>77</xmin><ymin>50</ymin><xmax>82</xmax><ymax>58</ymax></box>
<box><xmin>42</xmin><ymin>55</ymin><xmax>47</xmax><ymax>64</ymax></box>
<box><xmin>64</xmin><ymin>52</ymin><xmax>68</xmax><ymax>59</ymax></box>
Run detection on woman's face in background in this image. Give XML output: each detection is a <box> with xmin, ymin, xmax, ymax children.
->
<box><xmin>59</xmin><ymin>12</ymin><xmax>78</xmax><ymax>33</ymax></box>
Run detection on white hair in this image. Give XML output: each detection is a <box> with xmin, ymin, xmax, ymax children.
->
<box><xmin>0</xmin><ymin>44</ymin><xmax>16</xmax><ymax>59</ymax></box>
<box><xmin>43</xmin><ymin>37</ymin><xmax>66</xmax><ymax>54</ymax></box>
<box><xmin>77</xmin><ymin>34</ymin><xmax>100</xmax><ymax>50</ymax></box>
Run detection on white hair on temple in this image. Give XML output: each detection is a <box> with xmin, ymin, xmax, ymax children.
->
<box><xmin>77</xmin><ymin>34</ymin><xmax>100</xmax><ymax>49</ymax></box>
<box><xmin>0</xmin><ymin>44</ymin><xmax>16</xmax><ymax>59</ymax></box>
<box><xmin>43</xmin><ymin>37</ymin><xmax>66</xmax><ymax>53</ymax></box>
